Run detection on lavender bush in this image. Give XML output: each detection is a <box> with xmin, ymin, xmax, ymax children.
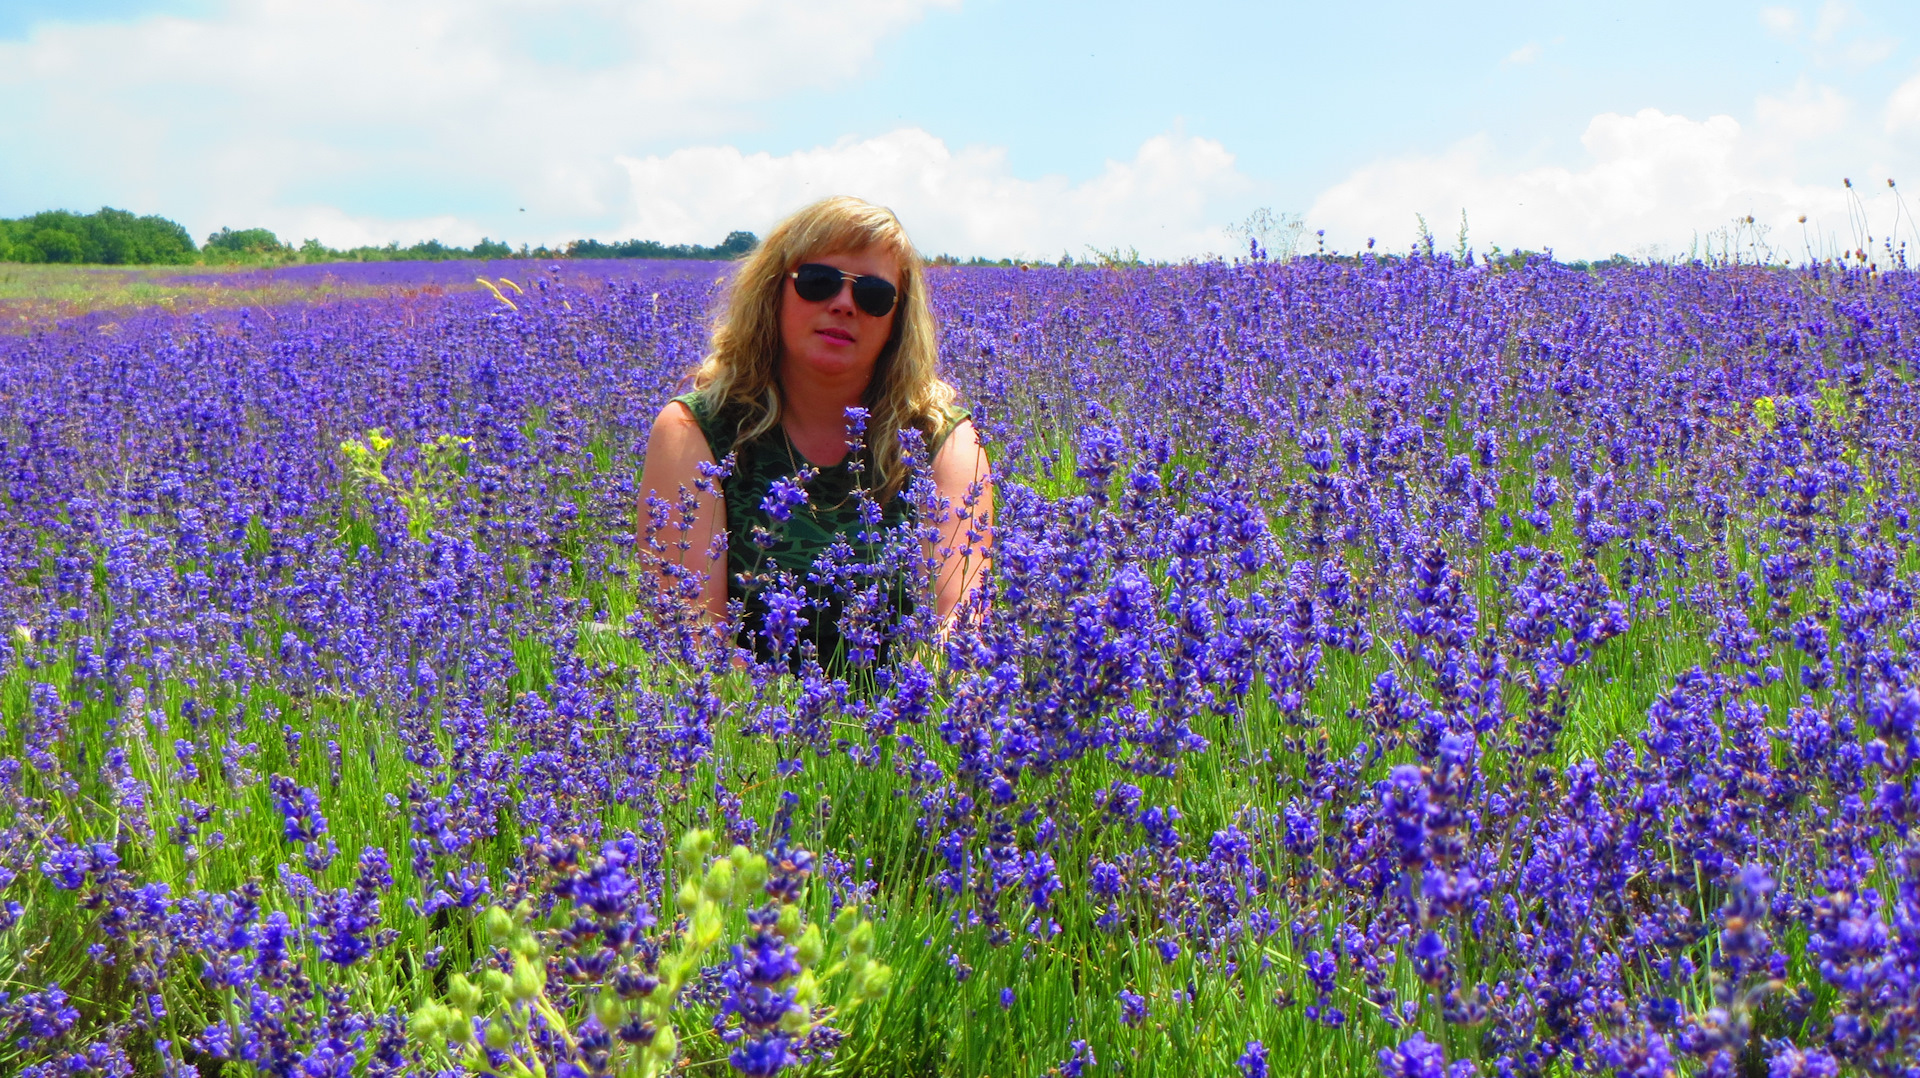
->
<box><xmin>1</xmin><ymin>251</ymin><xmax>1918</xmax><ymax>1076</ymax></box>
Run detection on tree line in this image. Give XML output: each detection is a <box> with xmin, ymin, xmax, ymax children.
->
<box><xmin>0</xmin><ymin>208</ymin><xmax>758</xmax><ymax>266</ymax></box>
<box><xmin>0</xmin><ymin>209</ymin><xmax>198</xmax><ymax>264</ymax></box>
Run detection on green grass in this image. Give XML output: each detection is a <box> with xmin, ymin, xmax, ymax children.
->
<box><xmin>1</xmin><ymin>385</ymin><xmax>1899</xmax><ymax>1076</ymax></box>
<box><xmin>0</xmin><ymin>262</ymin><xmax>390</xmax><ymax>327</ymax></box>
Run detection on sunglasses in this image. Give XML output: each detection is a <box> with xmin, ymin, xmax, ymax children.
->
<box><xmin>788</xmin><ymin>263</ymin><xmax>898</xmax><ymax>318</ymax></box>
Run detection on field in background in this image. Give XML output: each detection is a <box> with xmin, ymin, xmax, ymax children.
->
<box><xmin>2</xmin><ymin>255</ymin><xmax>1919</xmax><ymax>1077</ymax></box>
<box><xmin>0</xmin><ymin>258</ymin><xmax>730</xmax><ymax>327</ymax></box>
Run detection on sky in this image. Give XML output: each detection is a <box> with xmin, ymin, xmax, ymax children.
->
<box><xmin>3</xmin><ymin>0</ymin><xmax>1919</xmax><ymax>261</ymax></box>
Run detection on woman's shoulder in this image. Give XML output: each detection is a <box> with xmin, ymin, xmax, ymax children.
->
<box><xmin>667</xmin><ymin>391</ymin><xmax>710</xmax><ymax>427</ymax></box>
<box><xmin>929</xmin><ymin>401</ymin><xmax>974</xmax><ymax>455</ymax></box>
<box><xmin>666</xmin><ymin>390</ymin><xmax>731</xmax><ymax>450</ymax></box>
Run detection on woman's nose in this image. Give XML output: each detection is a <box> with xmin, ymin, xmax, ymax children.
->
<box><xmin>825</xmin><ymin>278</ymin><xmax>857</xmax><ymax>314</ymax></box>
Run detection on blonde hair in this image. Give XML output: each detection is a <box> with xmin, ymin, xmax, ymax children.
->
<box><xmin>689</xmin><ymin>195</ymin><xmax>955</xmax><ymax>500</ymax></box>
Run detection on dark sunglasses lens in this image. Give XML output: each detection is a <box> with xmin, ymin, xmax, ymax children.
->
<box><xmin>851</xmin><ymin>277</ymin><xmax>897</xmax><ymax>317</ymax></box>
<box><xmin>793</xmin><ymin>263</ymin><xmax>897</xmax><ymax>316</ymax></box>
<box><xmin>792</xmin><ymin>263</ymin><xmax>842</xmax><ymax>302</ymax></box>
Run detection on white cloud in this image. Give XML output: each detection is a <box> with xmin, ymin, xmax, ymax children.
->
<box><xmin>1757</xmin><ymin>1</ymin><xmax>1897</xmax><ymax>70</ymax></box>
<box><xmin>1811</xmin><ymin>0</ymin><xmax>1856</xmax><ymax>43</ymax></box>
<box><xmin>1503</xmin><ymin>42</ymin><xmax>1541</xmax><ymax>66</ymax></box>
<box><xmin>616</xmin><ymin>128</ymin><xmax>1250</xmax><ymax>260</ymax></box>
<box><xmin>1888</xmin><ymin>72</ymin><xmax>1920</xmax><ymax>133</ymax></box>
<box><xmin>0</xmin><ymin>0</ymin><xmax>1252</xmax><ymax>259</ymax></box>
<box><xmin>1306</xmin><ymin>106</ymin><xmax>1885</xmax><ymax>260</ymax></box>
<box><xmin>1838</xmin><ymin>36</ymin><xmax>1899</xmax><ymax>69</ymax></box>
<box><xmin>0</xmin><ymin>0</ymin><xmax>955</xmax><ymax>246</ymax></box>
<box><xmin>1761</xmin><ymin>6</ymin><xmax>1801</xmax><ymax>39</ymax></box>
<box><xmin>1755</xmin><ymin>79</ymin><xmax>1851</xmax><ymax>141</ymax></box>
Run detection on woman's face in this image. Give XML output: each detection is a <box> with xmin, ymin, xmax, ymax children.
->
<box><xmin>777</xmin><ymin>244</ymin><xmax>900</xmax><ymax>390</ymax></box>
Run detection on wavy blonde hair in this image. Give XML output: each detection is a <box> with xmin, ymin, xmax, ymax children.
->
<box><xmin>689</xmin><ymin>196</ymin><xmax>955</xmax><ymax>500</ymax></box>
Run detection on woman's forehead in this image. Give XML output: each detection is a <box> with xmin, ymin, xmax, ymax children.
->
<box><xmin>801</xmin><ymin>243</ymin><xmax>903</xmax><ymax>278</ymax></box>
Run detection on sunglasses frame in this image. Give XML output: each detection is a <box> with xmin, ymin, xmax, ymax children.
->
<box><xmin>787</xmin><ymin>263</ymin><xmax>899</xmax><ymax>318</ymax></box>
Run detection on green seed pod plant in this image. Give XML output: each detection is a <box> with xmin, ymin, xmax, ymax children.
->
<box><xmin>703</xmin><ymin>857</ymin><xmax>736</xmax><ymax>902</ymax></box>
<box><xmin>738</xmin><ymin>848</ymin><xmax>771</xmax><ymax>894</ymax></box>
<box><xmin>794</xmin><ymin>923</ymin><xmax>825</xmax><ymax>969</ymax></box>
<box><xmin>410</xmin><ymin>1000</ymin><xmax>448</xmax><ymax>1043</ymax></box>
<box><xmin>445</xmin><ymin>1009</ymin><xmax>476</xmax><ymax>1046</ymax></box>
<box><xmin>675</xmin><ymin>876</ymin><xmax>703</xmax><ymax>916</ymax></box>
<box><xmin>483</xmin><ymin>1016</ymin><xmax>515</xmax><ymax>1052</ymax></box>
<box><xmin>449</xmin><ymin>973</ymin><xmax>482</xmax><ymax>1015</ymax></box>
<box><xmin>484</xmin><ymin>905</ymin><xmax>516</xmax><ymax>944</ymax></box>
<box><xmin>676</xmin><ymin>828</ymin><xmax>715</xmax><ymax>873</ymax></box>
<box><xmin>507</xmin><ymin>952</ymin><xmax>544</xmax><ymax>1002</ymax></box>
<box><xmin>414</xmin><ymin>828</ymin><xmax>889</xmax><ymax>1077</ymax></box>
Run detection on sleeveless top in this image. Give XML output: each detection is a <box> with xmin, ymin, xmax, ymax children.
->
<box><xmin>673</xmin><ymin>391</ymin><xmax>970</xmax><ymax>670</ymax></box>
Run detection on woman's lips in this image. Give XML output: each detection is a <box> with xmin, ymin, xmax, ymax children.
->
<box><xmin>817</xmin><ymin>327</ymin><xmax>855</xmax><ymax>343</ymax></box>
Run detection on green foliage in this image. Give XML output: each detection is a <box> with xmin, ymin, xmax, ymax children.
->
<box><xmin>566</xmin><ymin>230</ymin><xmax>758</xmax><ymax>260</ymax></box>
<box><xmin>411</xmin><ymin>836</ymin><xmax>891</xmax><ymax>1078</ymax></box>
<box><xmin>205</xmin><ymin>225</ymin><xmax>290</xmax><ymax>256</ymax></box>
<box><xmin>338</xmin><ymin>237</ymin><xmax>534</xmax><ymax>264</ymax></box>
<box><xmin>1084</xmin><ymin>244</ymin><xmax>1144</xmax><ymax>269</ymax></box>
<box><xmin>0</xmin><ymin>207</ymin><xmax>197</xmax><ymax>265</ymax></box>
<box><xmin>339</xmin><ymin>428</ymin><xmax>473</xmax><ymax>542</ymax></box>
<box><xmin>15</xmin><ymin>348</ymin><xmax>1887</xmax><ymax>1075</ymax></box>
<box><xmin>928</xmin><ymin>254</ymin><xmax>1059</xmax><ymax>268</ymax></box>
<box><xmin>262</xmin><ymin>237</ymin><xmax>540</xmax><ymax>266</ymax></box>
<box><xmin>1563</xmin><ymin>253</ymin><xmax>1638</xmax><ymax>272</ymax></box>
<box><xmin>1813</xmin><ymin>378</ymin><xmax>1855</xmax><ymax>425</ymax></box>
<box><xmin>1</xmin><ymin>212</ymin><xmax>755</xmax><ymax>268</ymax></box>
<box><xmin>227</xmin><ymin>231</ymin><xmax>750</xmax><ymax>266</ymax></box>
<box><xmin>1484</xmin><ymin>246</ymin><xmax>1542</xmax><ymax>272</ymax></box>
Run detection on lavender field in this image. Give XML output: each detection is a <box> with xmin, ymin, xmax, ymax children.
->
<box><xmin>2</xmin><ymin>253</ymin><xmax>1918</xmax><ymax>1077</ymax></box>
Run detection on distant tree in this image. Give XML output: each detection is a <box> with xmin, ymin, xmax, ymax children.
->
<box><xmin>29</xmin><ymin>228</ymin><xmax>86</xmax><ymax>263</ymax></box>
<box><xmin>83</xmin><ymin>207</ymin><xmax>192</xmax><ymax>263</ymax></box>
<box><xmin>714</xmin><ymin>230</ymin><xmax>758</xmax><ymax>257</ymax></box>
<box><xmin>0</xmin><ymin>207</ymin><xmax>195</xmax><ymax>264</ymax></box>
<box><xmin>206</xmin><ymin>227</ymin><xmax>289</xmax><ymax>255</ymax></box>
<box><xmin>0</xmin><ymin>211</ymin><xmax>763</xmax><ymax>266</ymax></box>
<box><xmin>567</xmin><ymin>231</ymin><xmax>758</xmax><ymax>260</ymax></box>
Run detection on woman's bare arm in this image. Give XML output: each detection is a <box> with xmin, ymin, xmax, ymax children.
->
<box><xmin>927</xmin><ymin>419</ymin><xmax>994</xmax><ymax>624</ymax></box>
<box><xmin>636</xmin><ymin>401</ymin><xmax>729</xmax><ymax>624</ymax></box>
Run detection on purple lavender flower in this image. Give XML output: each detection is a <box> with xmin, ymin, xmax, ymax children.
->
<box><xmin>310</xmin><ymin>848</ymin><xmax>393</xmax><ymax>966</ymax></box>
<box><xmin>1378</xmin><ymin>1032</ymin><xmax>1475</xmax><ymax>1078</ymax></box>
<box><xmin>1238</xmin><ymin>1040</ymin><xmax>1269</xmax><ymax>1078</ymax></box>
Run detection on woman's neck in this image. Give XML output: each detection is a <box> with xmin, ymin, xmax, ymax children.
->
<box><xmin>779</xmin><ymin>367</ymin><xmax>869</xmax><ymax>467</ymax></box>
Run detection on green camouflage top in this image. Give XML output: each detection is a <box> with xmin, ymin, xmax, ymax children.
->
<box><xmin>673</xmin><ymin>392</ymin><xmax>969</xmax><ymax>669</ymax></box>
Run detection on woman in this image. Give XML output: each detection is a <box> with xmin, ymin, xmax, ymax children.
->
<box><xmin>636</xmin><ymin>196</ymin><xmax>992</xmax><ymax>669</ymax></box>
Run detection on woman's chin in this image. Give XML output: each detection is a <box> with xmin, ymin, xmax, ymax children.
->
<box><xmin>785</xmin><ymin>347</ymin><xmax>874</xmax><ymax>384</ymax></box>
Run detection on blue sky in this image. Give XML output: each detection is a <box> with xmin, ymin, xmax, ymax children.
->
<box><xmin>2</xmin><ymin>0</ymin><xmax>1917</xmax><ymax>259</ymax></box>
